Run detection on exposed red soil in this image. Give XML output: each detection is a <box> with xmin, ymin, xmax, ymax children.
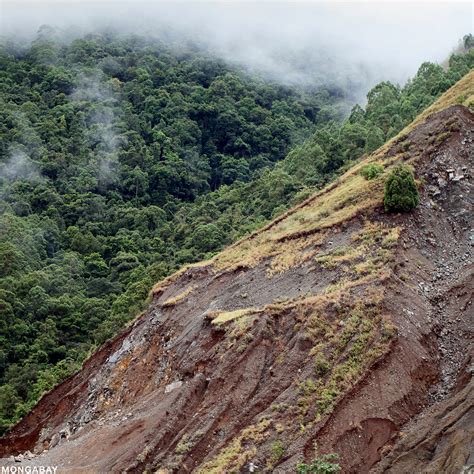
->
<box><xmin>0</xmin><ymin>105</ymin><xmax>472</xmax><ymax>473</ymax></box>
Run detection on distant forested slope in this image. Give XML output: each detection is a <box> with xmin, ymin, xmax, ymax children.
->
<box><xmin>0</xmin><ymin>31</ymin><xmax>472</xmax><ymax>432</ymax></box>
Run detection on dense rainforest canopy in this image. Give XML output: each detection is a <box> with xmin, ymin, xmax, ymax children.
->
<box><xmin>0</xmin><ymin>31</ymin><xmax>472</xmax><ymax>432</ymax></box>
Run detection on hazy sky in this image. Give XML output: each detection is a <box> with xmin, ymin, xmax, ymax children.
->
<box><xmin>1</xmin><ymin>1</ymin><xmax>472</xmax><ymax>97</ymax></box>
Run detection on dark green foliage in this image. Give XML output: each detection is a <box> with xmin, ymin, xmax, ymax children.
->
<box><xmin>0</xmin><ymin>30</ymin><xmax>471</xmax><ymax>431</ymax></box>
<box><xmin>297</xmin><ymin>453</ymin><xmax>341</xmax><ymax>474</ymax></box>
<box><xmin>360</xmin><ymin>163</ymin><xmax>384</xmax><ymax>180</ymax></box>
<box><xmin>463</xmin><ymin>34</ymin><xmax>474</xmax><ymax>51</ymax></box>
<box><xmin>384</xmin><ymin>165</ymin><xmax>419</xmax><ymax>212</ymax></box>
<box><xmin>314</xmin><ymin>354</ymin><xmax>330</xmax><ymax>377</ymax></box>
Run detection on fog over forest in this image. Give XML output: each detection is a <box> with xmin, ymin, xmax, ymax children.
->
<box><xmin>1</xmin><ymin>1</ymin><xmax>472</xmax><ymax>100</ymax></box>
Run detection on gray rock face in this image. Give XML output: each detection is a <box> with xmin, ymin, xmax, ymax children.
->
<box><xmin>164</xmin><ymin>380</ymin><xmax>183</xmax><ymax>393</ymax></box>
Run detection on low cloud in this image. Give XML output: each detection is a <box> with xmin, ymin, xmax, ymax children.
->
<box><xmin>0</xmin><ymin>146</ymin><xmax>42</xmax><ymax>183</ymax></box>
<box><xmin>1</xmin><ymin>1</ymin><xmax>471</xmax><ymax>101</ymax></box>
<box><xmin>71</xmin><ymin>72</ymin><xmax>124</xmax><ymax>184</ymax></box>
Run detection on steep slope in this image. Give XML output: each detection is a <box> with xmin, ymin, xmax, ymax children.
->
<box><xmin>1</xmin><ymin>71</ymin><xmax>473</xmax><ymax>473</ymax></box>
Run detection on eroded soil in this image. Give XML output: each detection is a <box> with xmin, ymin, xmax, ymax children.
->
<box><xmin>0</xmin><ymin>105</ymin><xmax>472</xmax><ymax>474</ymax></box>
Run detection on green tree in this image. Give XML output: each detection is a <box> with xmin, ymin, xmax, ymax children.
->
<box><xmin>0</xmin><ymin>384</ymin><xmax>20</xmax><ymax>433</ymax></box>
<box><xmin>384</xmin><ymin>165</ymin><xmax>419</xmax><ymax>212</ymax></box>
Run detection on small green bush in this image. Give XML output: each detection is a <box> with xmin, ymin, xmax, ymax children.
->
<box><xmin>271</xmin><ymin>440</ymin><xmax>285</xmax><ymax>462</ymax></box>
<box><xmin>297</xmin><ymin>453</ymin><xmax>341</xmax><ymax>474</ymax></box>
<box><xmin>384</xmin><ymin>165</ymin><xmax>419</xmax><ymax>212</ymax></box>
<box><xmin>360</xmin><ymin>163</ymin><xmax>384</xmax><ymax>180</ymax></box>
<box><xmin>314</xmin><ymin>354</ymin><xmax>330</xmax><ymax>377</ymax></box>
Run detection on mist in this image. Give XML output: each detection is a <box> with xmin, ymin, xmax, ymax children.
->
<box><xmin>1</xmin><ymin>1</ymin><xmax>472</xmax><ymax>101</ymax></box>
<box><xmin>71</xmin><ymin>73</ymin><xmax>123</xmax><ymax>184</ymax></box>
<box><xmin>0</xmin><ymin>147</ymin><xmax>42</xmax><ymax>184</ymax></box>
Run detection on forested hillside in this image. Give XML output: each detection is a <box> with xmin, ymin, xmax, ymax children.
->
<box><xmin>0</xmin><ymin>31</ymin><xmax>472</xmax><ymax>432</ymax></box>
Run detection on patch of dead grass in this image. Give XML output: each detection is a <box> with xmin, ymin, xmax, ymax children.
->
<box><xmin>197</xmin><ymin>419</ymin><xmax>272</xmax><ymax>474</ymax></box>
<box><xmin>162</xmin><ymin>285</ymin><xmax>196</xmax><ymax>307</ymax></box>
<box><xmin>209</xmin><ymin>307</ymin><xmax>264</xmax><ymax>325</ymax></box>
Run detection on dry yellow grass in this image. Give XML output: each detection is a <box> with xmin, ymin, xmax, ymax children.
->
<box><xmin>212</xmin><ymin>174</ymin><xmax>384</xmax><ymax>272</ymax></box>
<box><xmin>162</xmin><ymin>285</ymin><xmax>196</xmax><ymax>307</ymax></box>
<box><xmin>149</xmin><ymin>71</ymin><xmax>474</xmax><ymax>291</ymax></box>
<box><xmin>315</xmin><ymin>245</ymin><xmax>363</xmax><ymax>269</ymax></box>
<box><xmin>210</xmin><ymin>307</ymin><xmax>264</xmax><ymax>325</ymax></box>
<box><xmin>150</xmin><ymin>260</ymin><xmax>212</xmax><ymax>296</ymax></box>
<box><xmin>293</xmin><ymin>285</ymin><xmax>393</xmax><ymax>422</ymax></box>
<box><xmin>196</xmin><ymin>419</ymin><xmax>271</xmax><ymax>474</ymax></box>
<box><xmin>267</xmin><ymin>232</ymin><xmax>324</xmax><ymax>276</ymax></box>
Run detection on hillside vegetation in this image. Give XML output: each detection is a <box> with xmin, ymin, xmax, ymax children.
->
<box><xmin>0</xmin><ymin>67</ymin><xmax>472</xmax><ymax>473</ymax></box>
<box><xmin>0</xmin><ymin>31</ymin><xmax>472</xmax><ymax>432</ymax></box>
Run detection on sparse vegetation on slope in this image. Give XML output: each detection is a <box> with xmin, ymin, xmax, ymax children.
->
<box><xmin>297</xmin><ymin>451</ymin><xmax>341</xmax><ymax>474</ymax></box>
<box><xmin>196</xmin><ymin>419</ymin><xmax>272</xmax><ymax>474</ymax></box>
<box><xmin>155</xmin><ymin>74</ymin><xmax>473</xmax><ymax>472</ymax></box>
<box><xmin>162</xmin><ymin>285</ymin><xmax>196</xmax><ymax>307</ymax></box>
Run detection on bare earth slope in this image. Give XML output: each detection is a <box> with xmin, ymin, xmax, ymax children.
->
<box><xmin>1</xmin><ymin>71</ymin><xmax>473</xmax><ymax>473</ymax></box>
